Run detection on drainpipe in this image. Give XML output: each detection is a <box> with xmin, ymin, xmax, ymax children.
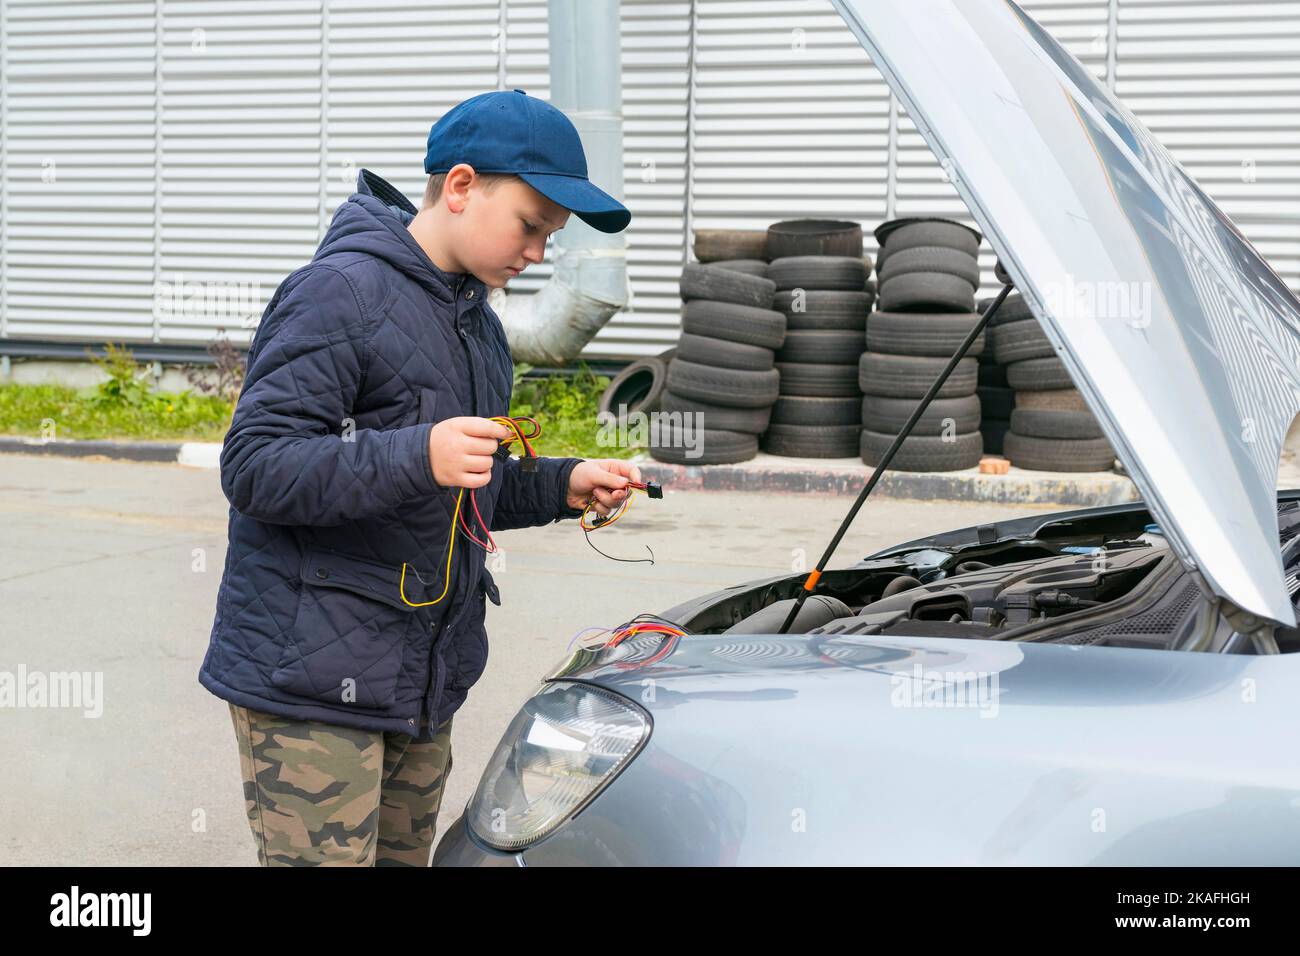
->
<box><xmin>489</xmin><ymin>0</ymin><xmax>630</xmax><ymax>367</ymax></box>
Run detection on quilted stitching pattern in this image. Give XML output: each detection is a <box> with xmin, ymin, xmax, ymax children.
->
<box><xmin>198</xmin><ymin>168</ymin><xmax>586</xmax><ymax>740</ymax></box>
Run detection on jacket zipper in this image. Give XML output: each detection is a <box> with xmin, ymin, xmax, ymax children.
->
<box><xmin>423</xmin><ymin>276</ymin><xmax>479</xmax><ymax>729</ymax></box>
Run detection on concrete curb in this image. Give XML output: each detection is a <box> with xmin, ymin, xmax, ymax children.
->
<box><xmin>631</xmin><ymin>451</ymin><xmax>1143</xmax><ymax>506</ymax></box>
<box><xmin>0</xmin><ymin>436</ymin><xmax>1142</xmax><ymax>506</ymax></box>
<box><xmin>0</xmin><ymin>435</ymin><xmax>220</xmax><ymax>468</ymax></box>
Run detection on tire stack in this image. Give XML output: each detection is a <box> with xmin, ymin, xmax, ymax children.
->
<box><xmin>764</xmin><ymin>252</ymin><xmax>873</xmax><ymax>457</ymax></box>
<box><xmin>651</xmin><ymin>259</ymin><xmax>784</xmax><ymax>465</ymax></box>
<box><xmin>858</xmin><ymin>219</ymin><xmax>986</xmax><ymax>471</ymax></box>
<box><xmin>752</xmin><ymin>219</ymin><xmax>868</xmax><ymax>458</ymax></box>
<box><xmin>990</xmin><ymin>301</ymin><xmax>1116</xmax><ymax>472</ymax></box>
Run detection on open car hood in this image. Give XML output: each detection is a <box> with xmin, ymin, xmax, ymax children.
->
<box><xmin>832</xmin><ymin>0</ymin><xmax>1300</xmax><ymax>624</ymax></box>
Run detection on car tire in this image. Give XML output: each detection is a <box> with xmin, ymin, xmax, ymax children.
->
<box><xmin>762</xmin><ymin>423</ymin><xmax>861</xmax><ymax>458</ymax></box>
<box><xmin>765</xmin><ymin>219</ymin><xmax>864</xmax><ymax>260</ymax></box>
<box><xmin>680</xmin><ymin>298</ymin><xmax>786</xmax><ymax>350</ymax></box>
<box><xmin>776</xmin><ymin>329</ymin><xmax>865</xmax><ymax>365</ymax></box>
<box><xmin>775</xmin><ymin>361</ymin><xmax>861</xmax><ymax>397</ymax></box>
<box><xmin>650</xmin><ymin>426</ymin><xmax>758</xmax><ymax>465</ymax></box>
<box><xmin>878</xmin><ymin>220</ymin><xmax>980</xmax><ymax>263</ymax></box>
<box><xmin>979</xmin><ymin>293</ymin><xmax>1033</xmax><ymax>327</ymax></box>
<box><xmin>865</xmin><ymin>311</ymin><xmax>985</xmax><ymax>357</ymax></box>
<box><xmin>598</xmin><ymin>356</ymin><xmax>668</xmax><ymax>418</ymax></box>
<box><xmin>877</xmin><ymin>245</ymin><xmax>980</xmax><ymax>288</ymax></box>
<box><xmin>976</xmin><ymin>385</ymin><xmax>1015</xmax><ymax>420</ymax></box>
<box><xmin>679</xmin><ymin>262</ymin><xmax>777</xmax><ymax>309</ymax></box>
<box><xmin>990</xmin><ymin>318</ymin><xmax>1054</xmax><ymax>364</ymax></box>
<box><xmin>878</xmin><ymin>272</ymin><xmax>976</xmax><ymax>313</ymax></box>
<box><xmin>693</xmin><ymin>229</ymin><xmax>767</xmax><ymax>263</ymax></box>
<box><xmin>1014</xmin><ymin>387</ymin><xmax>1088</xmax><ymax>411</ymax></box>
<box><xmin>666</xmin><ymin>358</ymin><xmax>780</xmax><ymax>409</ymax></box>
<box><xmin>1006</xmin><ymin>356</ymin><xmax>1075</xmax><ymax>390</ymax></box>
<box><xmin>676</xmin><ymin>332</ymin><xmax>774</xmax><ymax>371</ymax></box>
<box><xmin>657</xmin><ymin>389</ymin><xmax>772</xmax><ymax>435</ymax></box>
<box><xmin>707</xmin><ymin>258</ymin><xmax>769</xmax><ymax>276</ymax></box>
<box><xmin>1002</xmin><ymin>432</ymin><xmax>1115</xmax><ymax>472</ymax></box>
<box><xmin>1010</xmin><ymin>408</ymin><xmax>1104</xmax><ymax>440</ymax></box>
<box><xmin>767</xmin><ymin>255</ymin><xmax>869</xmax><ymax>292</ymax></box>
<box><xmin>771</xmin><ymin>394</ymin><xmax>862</xmax><ymax>427</ymax></box>
<box><xmin>861</xmin><ymin>394</ymin><xmax>981</xmax><ymax>436</ymax></box>
<box><xmin>775</xmin><ymin>290</ymin><xmax>872</xmax><ymax>331</ymax></box>
<box><xmin>860</xmin><ymin>429</ymin><xmax>984</xmax><ymax>472</ymax></box>
<box><xmin>858</xmin><ymin>351</ymin><xmax>978</xmax><ymax>399</ymax></box>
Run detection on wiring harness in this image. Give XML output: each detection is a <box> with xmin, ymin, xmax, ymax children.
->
<box><xmin>400</xmin><ymin>415</ymin><xmax>663</xmax><ymax>607</ymax></box>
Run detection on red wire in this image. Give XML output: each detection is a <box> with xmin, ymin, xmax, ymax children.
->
<box><xmin>458</xmin><ymin>490</ymin><xmax>498</xmax><ymax>552</ymax></box>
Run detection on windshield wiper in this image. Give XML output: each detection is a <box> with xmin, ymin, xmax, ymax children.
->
<box><xmin>776</xmin><ymin>271</ymin><xmax>1016</xmax><ymax>635</ymax></box>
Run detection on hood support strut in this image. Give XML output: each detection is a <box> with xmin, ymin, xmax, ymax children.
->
<box><xmin>777</xmin><ymin>275</ymin><xmax>1016</xmax><ymax>635</ymax></box>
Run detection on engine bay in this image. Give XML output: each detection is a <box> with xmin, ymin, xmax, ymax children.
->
<box><xmin>670</xmin><ymin>498</ymin><xmax>1300</xmax><ymax>654</ymax></box>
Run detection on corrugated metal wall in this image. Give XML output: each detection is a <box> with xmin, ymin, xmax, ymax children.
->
<box><xmin>0</xmin><ymin>0</ymin><xmax>1296</xmax><ymax>359</ymax></box>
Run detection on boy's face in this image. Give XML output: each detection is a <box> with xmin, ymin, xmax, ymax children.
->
<box><xmin>444</xmin><ymin>166</ymin><xmax>571</xmax><ymax>289</ymax></box>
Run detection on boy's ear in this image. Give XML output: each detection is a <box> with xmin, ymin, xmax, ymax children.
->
<box><xmin>441</xmin><ymin>164</ymin><xmax>478</xmax><ymax>211</ymax></box>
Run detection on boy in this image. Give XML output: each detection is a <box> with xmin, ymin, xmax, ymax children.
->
<box><xmin>198</xmin><ymin>89</ymin><xmax>640</xmax><ymax>866</ymax></box>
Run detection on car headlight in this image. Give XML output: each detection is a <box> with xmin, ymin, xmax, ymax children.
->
<box><xmin>467</xmin><ymin>680</ymin><xmax>650</xmax><ymax>851</ymax></box>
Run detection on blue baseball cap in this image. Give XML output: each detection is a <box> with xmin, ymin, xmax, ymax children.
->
<box><xmin>424</xmin><ymin>89</ymin><xmax>631</xmax><ymax>234</ymax></box>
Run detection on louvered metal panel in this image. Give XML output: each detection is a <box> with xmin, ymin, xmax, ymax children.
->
<box><xmin>690</xmin><ymin>0</ymin><xmax>890</xmax><ymax>293</ymax></box>
<box><xmin>1116</xmin><ymin>0</ymin><xmax>1300</xmax><ymax>293</ymax></box>
<box><xmin>2</xmin><ymin>1</ymin><xmax>158</xmax><ymax>341</ymax></box>
<box><xmin>0</xmin><ymin>1</ymin><xmax>1296</xmax><ymax>359</ymax></box>
<box><xmin>324</xmin><ymin>0</ymin><xmax>501</xmax><ymax>236</ymax></box>
<box><xmin>158</xmin><ymin>0</ymin><xmax>324</xmax><ymax>344</ymax></box>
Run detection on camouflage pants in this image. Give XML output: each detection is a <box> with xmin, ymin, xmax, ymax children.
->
<box><xmin>228</xmin><ymin>703</ymin><xmax>454</xmax><ymax>867</ymax></box>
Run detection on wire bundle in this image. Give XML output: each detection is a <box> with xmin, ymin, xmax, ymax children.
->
<box><xmin>602</xmin><ymin>613</ymin><xmax>689</xmax><ymax>648</ymax></box>
<box><xmin>399</xmin><ymin>415</ymin><xmax>540</xmax><ymax>607</ymax></box>
<box><xmin>456</xmin><ymin>416</ymin><xmax>541</xmax><ymax>554</ymax></box>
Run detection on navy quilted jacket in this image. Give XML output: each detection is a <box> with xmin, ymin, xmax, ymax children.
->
<box><xmin>198</xmin><ymin>168</ymin><xmax>585</xmax><ymax>740</ymax></box>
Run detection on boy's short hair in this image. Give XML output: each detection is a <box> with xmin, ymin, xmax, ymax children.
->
<box><xmin>421</xmin><ymin>170</ymin><xmax>521</xmax><ymax>210</ymax></box>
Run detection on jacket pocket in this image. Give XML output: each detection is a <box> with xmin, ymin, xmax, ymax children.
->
<box><xmin>418</xmin><ymin>386</ymin><xmax>439</xmax><ymax>423</ymax></box>
<box><xmin>398</xmin><ymin>387</ymin><xmax>428</xmax><ymax>429</ymax></box>
<box><xmin>270</xmin><ymin>549</ymin><xmax>423</xmax><ymax>709</ymax></box>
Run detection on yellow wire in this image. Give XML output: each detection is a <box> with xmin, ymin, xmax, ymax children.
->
<box><xmin>580</xmin><ymin>487</ymin><xmax>639</xmax><ymax>531</ymax></box>
<box><xmin>399</xmin><ymin>486</ymin><xmax>464</xmax><ymax>607</ymax></box>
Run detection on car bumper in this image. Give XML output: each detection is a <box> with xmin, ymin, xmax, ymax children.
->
<box><xmin>432</xmin><ymin>814</ymin><xmax>525</xmax><ymax>867</ymax></box>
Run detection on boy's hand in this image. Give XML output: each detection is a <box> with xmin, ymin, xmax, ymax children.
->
<box><xmin>427</xmin><ymin>417</ymin><xmax>512</xmax><ymax>489</ymax></box>
<box><xmin>566</xmin><ymin>459</ymin><xmax>643</xmax><ymax>515</ymax></box>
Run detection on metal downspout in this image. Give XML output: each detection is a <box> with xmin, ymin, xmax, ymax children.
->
<box><xmin>490</xmin><ymin>0</ymin><xmax>630</xmax><ymax>366</ymax></box>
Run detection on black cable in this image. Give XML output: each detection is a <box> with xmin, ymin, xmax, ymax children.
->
<box><xmin>776</xmin><ymin>281</ymin><xmax>1015</xmax><ymax>635</ymax></box>
<box><xmin>584</xmin><ymin>528</ymin><xmax>655</xmax><ymax>565</ymax></box>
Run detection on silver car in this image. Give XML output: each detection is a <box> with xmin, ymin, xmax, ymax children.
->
<box><xmin>434</xmin><ymin>0</ymin><xmax>1300</xmax><ymax>866</ymax></box>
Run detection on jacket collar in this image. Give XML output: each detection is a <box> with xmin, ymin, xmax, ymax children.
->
<box><xmin>352</xmin><ymin>168</ymin><xmax>489</xmax><ymax>306</ymax></box>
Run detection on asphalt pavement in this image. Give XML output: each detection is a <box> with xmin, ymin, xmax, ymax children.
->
<box><xmin>0</xmin><ymin>452</ymin><xmax>1062</xmax><ymax>865</ymax></box>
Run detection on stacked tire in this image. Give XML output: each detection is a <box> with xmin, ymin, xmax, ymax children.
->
<box><xmin>990</xmin><ymin>302</ymin><xmax>1115</xmax><ymax>471</ymax></box>
<box><xmin>764</xmin><ymin>253</ymin><xmax>873</xmax><ymax>457</ymax></box>
<box><xmin>651</xmin><ymin>260</ymin><xmax>784</xmax><ymax>465</ymax></box>
<box><xmin>858</xmin><ymin>219</ymin><xmax>986</xmax><ymax>472</ymax></box>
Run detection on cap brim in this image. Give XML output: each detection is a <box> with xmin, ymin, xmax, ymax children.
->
<box><xmin>516</xmin><ymin>172</ymin><xmax>631</xmax><ymax>234</ymax></box>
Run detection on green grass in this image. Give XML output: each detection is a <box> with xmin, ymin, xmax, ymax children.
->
<box><xmin>509</xmin><ymin>362</ymin><xmax>641</xmax><ymax>460</ymax></box>
<box><xmin>0</xmin><ymin>382</ymin><xmax>236</xmax><ymax>442</ymax></box>
<box><xmin>0</xmin><ymin>355</ymin><xmax>635</xmax><ymax>459</ymax></box>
